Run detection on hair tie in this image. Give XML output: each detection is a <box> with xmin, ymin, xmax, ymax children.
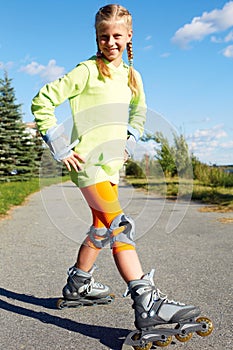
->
<box><xmin>128</xmin><ymin>58</ymin><xmax>133</xmax><ymax>67</ymax></box>
<box><xmin>96</xmin><ymin>50</ymin><xmax>102</xmax><ymax>58</ymax></box>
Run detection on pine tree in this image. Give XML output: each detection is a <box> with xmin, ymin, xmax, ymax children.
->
<box><xmin>0</xmin><ymin>72</ymin><xmax>37</xmax><ymax>181</ymax></box>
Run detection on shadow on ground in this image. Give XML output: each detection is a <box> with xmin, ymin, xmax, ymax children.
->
<box><xmin>0</xmin><ymin>287</ymin><xmax>129</xmax><ymax>350</ymax></box>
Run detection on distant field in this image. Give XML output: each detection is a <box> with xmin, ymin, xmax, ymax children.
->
<box><xmin>0</xmin><ymin>175</ymin><xmax>232</xmax><ymax>219</ymax></box>
<box><xmin>125</xmin><ymin>176</ymin><xmax>233</xmax><ymax>212</ymax></box>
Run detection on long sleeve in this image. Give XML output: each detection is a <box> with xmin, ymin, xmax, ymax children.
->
<box><xmin>31</xmin><ymin>63</ymin><xmax>89</xmax><ymax>135</ymax></box>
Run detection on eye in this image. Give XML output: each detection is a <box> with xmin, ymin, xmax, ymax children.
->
<box><xmin>100</xmin><ymin>35</ymin><xmax>108</xmax><ymax>40</ymax></box>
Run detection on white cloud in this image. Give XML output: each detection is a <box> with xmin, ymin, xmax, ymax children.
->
<box><xmin>210</xmin><ymin>35</ymin><xmax>222</xmax><ymax>43</ymax></box>
<box><xmin>19</xmin><ymin>59</ymin><xmax>65</xmax><ymax>82</ymax></box>
<box><xmin>221</xmin><ymin>140</ymin><xmax>233</xmax><ymax>149</ymax></box>
<box><xmin>134</xmin><ymin>140</ymin><xmax>157</xmax><ymax>160</ymax></box>
<box><xmin>160</xmin><ymin>52</ymin><xmax>171</xmax><ymax>58</ymax></box>
<box><xmin>224</xmin><ymin>29</ymin><xmax>233</xmax><ymax>42</ymax></box>
<box><xmin>171</xmin><ymin>1</ymin><xmax>233</xmax><ymax>48</ymax></box>
<box><xmin>192</xmin><ymin>125</ymin><xmax>227</xmax><ymax>140</ymax></box>
<box><xmin>0</xmin><ymin>61</ymin><xmax>14</xmax><ymax>70</ymax></box>
<box><xmin>142</xmin><ymin>35</ymin><xmax>153</xmax><ymax>51</ymax></box>
<box><xmin>211</xmin><ymin>29</ymin><xmax>233</xmax><ymax>44</ymax></box>
<box><xmin>222</xmin><ymin>44</ymin><xmax>233</xmax><ymax>57</ymax></box>
<box><xmin>186</xmin><ymin>124</ymin><xmax>232</xmax><ymax>163</ymax></box>
<box><xmin>20</xmin><ymin>61</ymin><xmax>45</xmax><ymax>75</ymax></box>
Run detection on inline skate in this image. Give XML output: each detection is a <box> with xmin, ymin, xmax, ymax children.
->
<box><xmin>122</xmin><ymin>270</ymin><xmax>213</xmax><ymax>349</ymax></box>
<box><xmin>57</xmin><ymin>265</ymin><xmax>114</xmax><ymax>309</ymax></box>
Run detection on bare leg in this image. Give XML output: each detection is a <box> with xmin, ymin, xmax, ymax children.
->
<box><xmin>113</xmin><ymin>249</ymin><xmax>143</xmax><ymax>283</ymax></box>
<box><xmin>75</xmin><ymin>244</ymin><xmax>101</xmax><ymax>272</ymax></box>
<box><xmin>76</xmin><ymin>243</ymin><xmax>144</xmax><ymax>282</ymax></box>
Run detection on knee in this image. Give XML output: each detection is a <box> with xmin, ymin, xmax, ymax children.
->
<box><xmin>109</xmin><ymin>214</ymin><xmax>136</xmax><ymax>249</ymax></box>
<box><xmin>84</xmin><ymin>226</ymin><xmax>110</xmax><ymax>249</ymax></box>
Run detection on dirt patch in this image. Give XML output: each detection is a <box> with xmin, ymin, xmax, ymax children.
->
<box><xmin>199</xmin><ymin>205</ymin><xmax>233</xmax><ymax>213</ymax></box>
<box><xmin>217</xmin><ymin>217</ymin><xmax>233</xmax><ymax>224</ymax></box>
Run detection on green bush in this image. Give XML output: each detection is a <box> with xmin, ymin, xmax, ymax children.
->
<box><xmin>192</xmin><ymin>157</ymin><xmax>233</xmax><ymax>187</ymax></box>
<box><xmin>125</xmin><ymin>161</ymin><xmax>145</xmax><ymax>178</ymax></box>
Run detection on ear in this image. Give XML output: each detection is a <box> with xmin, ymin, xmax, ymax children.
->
<box><xmin>127</xmin><ymin>29</ymin><xmax>133</xmax><ymax>43</ymax></box>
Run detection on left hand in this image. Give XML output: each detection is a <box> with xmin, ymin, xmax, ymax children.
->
<box><xmin>62</xmin><ymin>151</ymin><xmax>85</xmax><ymax>172</ymax></box>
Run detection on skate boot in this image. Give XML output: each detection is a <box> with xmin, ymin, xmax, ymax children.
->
<box><xmin>57</xmin><ymin>265</ymin><xmax>114</xmax><ymax>309</ymax></box>
<box><xmin>122</xmin><ymin>270</ymin><xmax>213</xmax><ymax>349</ymax></box>
<box><xmin>128</xmin><ymin>269</ymin><xmax>200</xmax><ymax>330</ymax></box>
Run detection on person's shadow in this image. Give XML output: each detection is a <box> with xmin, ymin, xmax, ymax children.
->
<box><xmin>0</xmin><ymin>287</ymin><xmax>130</xmax><ymax>350</ymax></box>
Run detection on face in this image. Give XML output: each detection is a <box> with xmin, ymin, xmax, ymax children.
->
<box><xmin>97</xmin><ymin>21</ymin><xmax>132</xmax><ymax>66</ymax></box>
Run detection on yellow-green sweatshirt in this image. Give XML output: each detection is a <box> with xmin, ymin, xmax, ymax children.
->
<box><xmin>31</xmin><ymin>56</ymin><xmax>146</xmax><ymax>187</ymax></box>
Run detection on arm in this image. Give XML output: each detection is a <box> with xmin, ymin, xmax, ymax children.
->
<box><xmin>31</xmin><ymin>64</ymin><xmax>89</xmax><ymax>170</ymax></box>
<box><xmin>31</xmin><ymin>63</ymin><xmax>89</xmax><ymax>134</ymax></box>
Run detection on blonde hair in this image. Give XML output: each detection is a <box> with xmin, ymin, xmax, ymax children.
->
<box><xmin>95</xmin><ymin>4</ymin><xmax>139</xmax><ymax>97</ymax></box>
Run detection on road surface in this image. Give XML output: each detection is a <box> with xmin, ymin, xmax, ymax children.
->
<box><xmin>0</xmin><ymin>181</ymin><xmax>232</xmax><ymax>349</ymax></box>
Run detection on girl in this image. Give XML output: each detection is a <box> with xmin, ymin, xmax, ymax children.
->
<box><xmin>32</xmin><ymin>4</ymin><xmax>199</xmax><ymax>334</ymax></box>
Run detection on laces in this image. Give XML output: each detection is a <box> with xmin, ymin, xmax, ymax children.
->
<box><xmin>155</xmin><ymin>288</ymin><xmax>185</xmax><ymax>306</ymax></box>
<box><xmin>154</xmin><ymin>288</ymin><xmax>167</xmax><ymax>300</ymax></box>
<box><xmin>92</xmin><ymin>281</ymin><xmax>105</xmax><ymax>289</ymax></box>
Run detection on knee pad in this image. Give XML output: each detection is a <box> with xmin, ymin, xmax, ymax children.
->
<box><xmin>109</xmin><ymin>214</ymin><xmax>136</xmax><ymax>248</ymax></box>
<box><xmin>84</xmin><ymin>226</ymin><xmax>110</xmax><ymax>249</ymax></box>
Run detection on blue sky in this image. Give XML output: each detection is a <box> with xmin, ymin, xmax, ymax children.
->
<box><xmin>1</xmin><ymin>0</ymin><xmax>233</xmax><ymax>165</ymax></box>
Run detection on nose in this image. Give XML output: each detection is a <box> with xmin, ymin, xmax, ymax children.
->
<box><xmin>107</xmin><ymin>35</ymin><xmax>115</xmax><ymax>46</ymax></box>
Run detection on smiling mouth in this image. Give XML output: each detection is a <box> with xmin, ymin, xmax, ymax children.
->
<box><xmin>107</xmin><ymin>48</ymin><xmax>118</xmax><ymax>53</ymax></box>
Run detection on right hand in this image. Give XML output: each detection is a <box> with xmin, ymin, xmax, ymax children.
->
<box><xmin>62</xmin><ymin>151</ymin><xmax>85</xmax><ymax>173</ymax></box>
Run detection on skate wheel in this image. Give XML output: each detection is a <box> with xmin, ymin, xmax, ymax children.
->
<box><xmin>109</xmin><ymin>293</ymin><xmax>115</xmax><ymax>302</ymax></box>
<box><xmin>196</xmin><ymin>317</ymin><xmax>213</xmax><ymax>337</ymax></box>
<box><xmin>133</xmin><ymin>344</ymin><xmax>152</xmax><ymax>350</ymax></box>
<box><xmin>154</xmin><ymin>335</ymin><xmax>172</xmax><ymax>347</ymax></box>
<box><xmin>175</xmin><ymin>332</ymin><xmax>193</xmax><ymax>342</ymax></box>
<box><xmin>56</xmin><ymin>298</ymin><xmax>65</xmax><ymax>309</ymax></box>
<box><xmin>132</xmin><ymin>332</ymin><xmax>152</xmax><ymax>350</ymax></box>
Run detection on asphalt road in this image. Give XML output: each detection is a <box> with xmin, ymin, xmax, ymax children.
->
<box><xmin>0</xmin><ymin>180</ymin><xmax>232</xmax><ymax>350</ymax></box>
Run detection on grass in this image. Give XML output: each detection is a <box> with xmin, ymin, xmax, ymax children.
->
<box><xmin>125</xmin><ymin>176</ymin><xmax>233</xmax><ymax>212</ymax></box>
<box><xmin>0</xmin><ymin>176</ymin><xmax>69</xmax><ymax>217</ymax></box>
<box><xmin>0</xmin><ymin>174</ymin><xmax>232</xmax><ymax>220</ymax></box>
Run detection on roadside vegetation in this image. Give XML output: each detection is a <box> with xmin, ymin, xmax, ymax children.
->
<box><xmin>125</xmin><ymin>175</ymin><xmax>233</xmax><ymax>211</ymax></box>
<box><xmin>125</xmin><ymin>132</ymin><xmax>233</xmax><ymax>212</ymax></box>
<box><xmin>0</xmin><ymin>175</ymin><xmax>70</xmax><ymax>217</ymax></box>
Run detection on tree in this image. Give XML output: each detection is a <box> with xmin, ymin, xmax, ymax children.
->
<box><xmin>0</xmin><ymin>72</ymin><xmax>38</xmax><ymax>181</ymax></box>
<box><xmin>125</xmin><ymin>159</ymin><xmax>145</xmax><ymax>178</ymax></box>
<box><xmin>173</xmin><ymin>133</ymin><xmax>192</xmax><ymax>177</ymax></box>
<box><xmin>154</xmin><ymin>132</ymin><xmax>176</xmax><ymax>177</ymax></box>
<box><xmin>142</xmin><ymin>131</ymin><xmax>192</xmax><ymax>178</ymax></box>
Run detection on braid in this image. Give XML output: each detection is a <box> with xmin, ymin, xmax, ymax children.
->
<box><xmin>127</xmin><ymin>40</ymin><xmax>134</xmax><ymax>66</ymax></box>
<box><xmin>96</xmin><ymin>43</ymin><xmax>111</xmax><ymax>79</ymax></box>
<box><xmin>127</xmin><ymin>41</ymin><xmax>139</xmax><ymax>97</ymax></box>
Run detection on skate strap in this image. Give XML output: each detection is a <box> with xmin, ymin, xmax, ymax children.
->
<box><xmin>88</xmin><ymin>264</ymin><xmax>98</xmax><ymax>275</ymax></box>
<box><xmin>79</xmin><ymin>283</ymin><xmax>93</xmax><ymax>296</ymax></box>
<box><xmin>123</xmin><ymin>286</ymin><xmax>130</xmax><ymax>298</ymax></box>
<box><xmin>123</xmin><ymin>269</ymin><xmax>156</xmax><ymax>298</ymax></box>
